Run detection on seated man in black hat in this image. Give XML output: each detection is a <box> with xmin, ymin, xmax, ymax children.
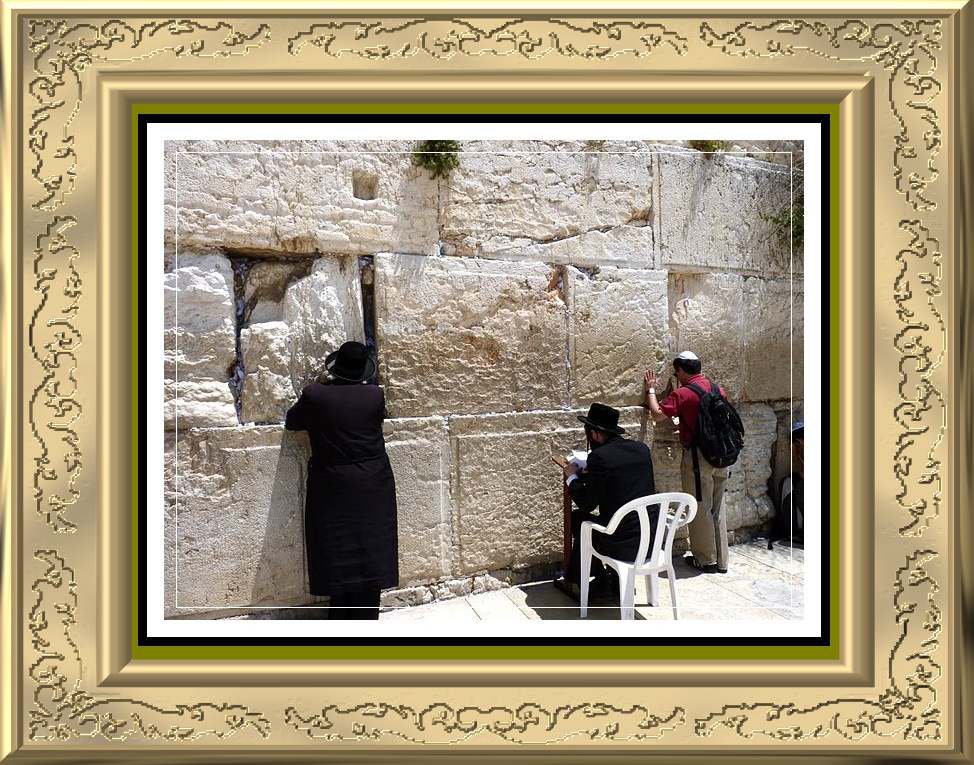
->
<box><xmin>561</xmin><ymin>402</ymin><xmax>658</xmax><ymax>595</ymax></box>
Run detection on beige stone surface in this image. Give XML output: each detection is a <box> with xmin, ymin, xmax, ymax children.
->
<box><xmin>658</xmin><ymin>151</ymin><xmax>794</xmax><ymax>275</ymax></box>
<box><xmin>722</xmin><ymin>403</ymin><xmax>778</xmax><ymax>530</ymax></box>
<box><xmin>239</xmin><ymin>322</ymin><xmax>293</xmax><ymax>424</ymax></box>
<box><xmin>166</xmin><ymin>140</ymin><xmax>439</xmax><ymax>256</ymax></box>
<box><xmin>283</xmin><ymin>256</ymin><xmax>365</xmax><ymax>393</ymax></box>
<box><xmin>168</xmin><ymin>426</ymin><xmax>312</xmax><ymax>613</ymax></box>
<box><xmin>450</xmin><ymin>408</ymin><xmax>651</xmax><ymax>575</ymax></box>
<box><xmin>667</xmin><ymin>272</ymin><xmax>745</xmax><ymax>400</ymax></box>
<box><xmin>569</xmin><ymin>266</ymin><xmax>668</xmax><ymax>408</ymax></box>
<box><xmin>163</xmin><ymin>252</ymin><xmax>237</xmax><ymax>429</ymax></box>
<box><xmin>743</xmin><ymin>277</ymin><xmax>804</xmax><ymax>401</ymax></box>
<box><xmin>441</xmin><ymin>142</ymin><xmax>656</xmax><ymax>266</ymax></box>
<box><xmin>164</xmin><ymin>381</ymin><xmax>238</xmax><ymax>431</ymax></box>
<box><xmin>242</xmin><ymin>259</ymin><xmax>314</xmax><ymax>325</ymax></box>
<box><xmin>383</xmin><ymin>417</ymin><xmax>453</xmax><ymax>584</ymax></box>
<box><xmin>374</xmin><ymin>254</ymin><xmax>568</xmax><ymax>417</ymax></box>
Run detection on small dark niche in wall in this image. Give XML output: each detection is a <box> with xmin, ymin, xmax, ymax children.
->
<box><xmin>352</xmin><ymin>170</ymin><xmax>379</xmax><ymax>200</ymax></box>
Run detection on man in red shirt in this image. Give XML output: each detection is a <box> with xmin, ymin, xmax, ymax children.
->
<box><xmin>643</xmin><ymin>351</ymin><xmax>730</xmax><ymax>573</ymax></box>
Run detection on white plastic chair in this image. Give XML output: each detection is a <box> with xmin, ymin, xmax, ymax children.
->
<box><xmin>579</xmin><ymin>492</ymin><xmax>698</xmax><ymax>620</ymax></box>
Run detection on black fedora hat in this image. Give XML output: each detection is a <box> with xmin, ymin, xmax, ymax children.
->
<box><xmin>325</xmin><ymin>341</ymin><xmax>376</xmax><ymax>383</ymax></box>
<box><xmin>577</xmin><ymin>402</ymin><xmax>625</xmax><ymax>435</ymax></box>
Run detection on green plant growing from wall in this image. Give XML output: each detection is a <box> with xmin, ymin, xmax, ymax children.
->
<box><xmin>583</xmin><ymin>139</ymin><xmax>607</xmax><ymax>152</ymax></box>
<box><xmin>687</xmin><ymin>139</ymin><xmax>729</xmax><ymax>155</ymax></box>
<box><xmin>763</xmin><ymin>162</ymin><xmax>805</xmax><ymax>251</ymax></box>
<box><xmin>411</xmin><ymin>140</ymin><xmax>462</xmax><ymax>179</ymax></box>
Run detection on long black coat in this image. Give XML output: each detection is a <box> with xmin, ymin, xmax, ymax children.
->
<box><xmin>284</xmin><ymin>381</ymin><xmax>399</xmax><ymax>596</ymax></box>
<box><xmin>568</xmin><ymin>436</ymin><xmax>657</xmax><ymax>562</ymax></box>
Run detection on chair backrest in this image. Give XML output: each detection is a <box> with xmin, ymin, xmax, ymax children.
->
<box><xmin>601</xmin><ymin>492</ymin><xmax>698</xmax><ymax>569</ymax></box>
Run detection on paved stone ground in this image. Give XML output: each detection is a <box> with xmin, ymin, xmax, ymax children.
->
<box><xmin>380</xmin><ymin>540</ymin><xmax>804</xmax><ymax>623</ymax></box>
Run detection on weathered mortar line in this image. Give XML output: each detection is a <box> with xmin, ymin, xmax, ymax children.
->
<box><xmin>227</xmin><ymin>256</ymin><xmax>256</xmax><ymax>421</ymax></box>
<box><xmin>358</xmin><ymin>255</ymin><xmax>378</xmax><ymax>382</ymax></box>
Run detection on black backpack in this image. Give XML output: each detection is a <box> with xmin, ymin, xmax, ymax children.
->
<box><xmin>685</xmin><ymin>379</ymin><xmax>745</xmax><ymax>499</ymax></box>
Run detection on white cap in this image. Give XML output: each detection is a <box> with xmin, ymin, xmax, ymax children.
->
<box><xmin>675</xmin><ymin>351</ymin><xmax>699</xmax><ymax>361</ymax></box>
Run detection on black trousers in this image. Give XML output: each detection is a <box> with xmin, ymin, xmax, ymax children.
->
<box><xmin>328</xmin><ymin>585</ymin><xmax>381</xmax><ymax>620</ymax></box>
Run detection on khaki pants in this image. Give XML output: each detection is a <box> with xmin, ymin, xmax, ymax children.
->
<box><xmin>680</xmin><ymin>448</ymin><xmax>730</xmax><ymax>570</ymax></box>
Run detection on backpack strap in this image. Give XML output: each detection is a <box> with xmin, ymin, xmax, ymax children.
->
<box><xmin>684</xmin><ymin>381</ymin><xmax>707</xmax><ymax>399</ymax></box>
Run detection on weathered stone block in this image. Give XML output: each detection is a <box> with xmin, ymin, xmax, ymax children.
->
<box><xmin>283</xmin><ymin>256</ymin><xmax>365</xmax><ymax>393</ymax></box>
<box><xmin>374</xmin><ymin>254</ymin><xmax>568</xmax><ymax>417</ymax></box>
<box><xmin>658</xmin><ymin>151</ymin><xmax>794</xmax><ymax>275</ymax></box>
<box><xmin>167</xmin><ymin>141</ymin><xmax>439</xmax><ymax>256</ymax></box>
<box><xmin>242</xmin><ymin>259</ymin><xmax>313</xmax><ymax>325</ymax></box>
<box><xmin>441</xmin><ymin>144</ymin><xmax>656</xmax><ymax>266</ymax></box>
<box><xmin>169</xmin><ymin>426</ymin><xmax>311</xmax><ymax>611</ymax></box>
<box><xmin>743</xmin><ymin>277</ymin><xmax>804</xmax><ymax>401</ymax></box>
<box><xmin>240</xmin><ymin>322</ymin><xmax>293</xmax><ymax>424</ymax></box>
<box><xmin>569</xmin><ymin>267</ymin><xmax>668</xmax><ymax>408</ymax></box>
<box><xmin>450</xmin><ymin>408</ymin><xmax>651</xmax><ymax>575</ymax></box>
<box><xmin>164</xmin><ymin>381</ymin><xmax>237</xmax><ymax>430</ymax></box>
<box><xmin>722</xmin><ymin>404</ymin><xmax>778</xmax><ymax>531</ymax></box>
<box><xmin>668</xmin><ymin>272</ymin><xmax>745</xmax><ymax>400</ymax></box>
<box><xmin>383</xmin><ymin>417</ymin><xmax>453</xmax><ymax>584</ymax></box>
<box><xmin>163</xmin><ymin>252</ymin><xmax>237</xmax><ymax>429</ymax></box>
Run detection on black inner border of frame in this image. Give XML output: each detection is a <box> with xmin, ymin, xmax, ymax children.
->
<box><xmin>137</xmin><ymin>112</ymin><xmax>830</xmax><ymax>648</ymax></box>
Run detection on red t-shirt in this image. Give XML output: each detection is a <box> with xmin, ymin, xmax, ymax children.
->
<box><xmin>658</xmin><ymin>374</ymin><xmax>726</xmax><ymax>447</ymax></box>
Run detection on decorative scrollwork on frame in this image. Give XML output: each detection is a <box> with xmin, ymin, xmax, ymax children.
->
<box><xmin>28</xmin><ymin>550</ymin><xmax>273</xmax><ymax>742</ymax></box>
<box><xmin>287</xmin><ymin>18</ymin><xmax>689</xmax><ymax>60</ymax></box>
<box><xmin>29</xmin><ymin>216</ymin><xmax>83</xmax><ymax>533</ymax></box>
<box><xmin>699</xmin><ymin>19</ymin><xmax>943</xmax><ymax>212</ymax></box>
<box><xmin>15</xmin><ymin>12</ymin><xmax>953</xmax><ymax>753</ymax></box>
<box><xmin>893</xmin><ymin>221</ymin><xmax>946</xmax><ymax>536</ymax></box>
<box><xmin>284</xmin><ymin>702</ymin><xmax>685</xmax><ymax>744</ymax></box>
<box><xmin>26</xmin><ymin>18</ymin><xmax>271</xmax><ymax>211</ymax></box>
<box><xmin>695</xmin><ymin>549</ymin><xmax>942</xmax><ymax>740</ymax></box>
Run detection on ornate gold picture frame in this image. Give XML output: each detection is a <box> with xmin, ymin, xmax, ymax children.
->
<box><xmin>1</xmin><ymin>2</ymin><xmax>971</xmax><ymax>760</ymax></box>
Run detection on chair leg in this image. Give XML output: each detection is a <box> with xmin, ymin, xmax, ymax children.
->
<box><xmin>619</xmin><ymin>568</ymin><xmax>636</xmax><ymax>620</ymax></box>
<box><xmin>667</xmin><ymin>565</ymin><xmax>679</xmax><ymax>619</ymax></box>
<box><xmin>645</xmin><ymin>573</ymin><xmax>660</xmax><ymax>606</ymax></box>
<box><xmin>580</xmin><ymin>542</ymin><xmax>592</xmax><ymax>619</ymax></box>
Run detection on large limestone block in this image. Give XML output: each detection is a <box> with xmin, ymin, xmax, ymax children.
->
<box><xmin>667</xmin><ymin>272</ymin><xmax>745</xmax><ymax>400</ymax></box>
<box><xmin>168</xmin><ymin>426</ymin><xmax>312</xmax><ymax>612</ymax></box>
<box><xmin>284</xmin><ymin>256</ymin><xmax>365</xmax><ymax>393</ymax></box>
<box><xmin>163</xmin><ymin>252</ymin><xmax>237</xmax><ymax>429</ymax></box>
<box><xmin>164</xmin><ymin>381</ymin><xmax>238</xmax><ymax>430</ymax></box>
<box><xmin>239</xmin><ymin>322</ymin><xmax>293</xmax><ymax>424</ymax></box>
<box><xmin>242</xmin><ymin>259</ymin><xmax>314</xmax><ymax>325</ymax></box>
<box><xmin>743</xmin><ymin>277</ymin><xmax>804</xmax><ymax>401</ymax></box>
<box><xmin>569</xmin><ymin>267</ymin><xmax>668</xmax><ymax>408</ymax></box>
<box><xmin>166</xmin><ymin>140</ymin><xmax>438</xmax><ymax>256</ymax></box>
<box><xmin>383</xmin><ymin>417</ymin><xmax>453</xmax><ymax>584</ymax></box>
<box><xmin>722</xmin><ymin>403</ymin><xmax>778</xmax><ymax>531</ymax></box>
<box><xmin>658</xmin><ymin>151</ymin><xmax>795</xmax><ymax>275</ymax></box>
<box><xmin>441</xmin><ymin>143</ymin><xmax>656</xmax><ymax>266</ymax></box>
<box><xmin>374</xmin><ymin>254</ymin><xmax>569</xmax><ymax>417</ymax></box>
<box><xmin>450</xmin><ymin>408</ymin><xmax>651</xmax><ymax>575</ymax></box>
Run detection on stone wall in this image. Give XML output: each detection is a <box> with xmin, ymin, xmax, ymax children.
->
<box><xmin>163</xmin><ymin>140</ymin><xmax>804</xmax><ymax>616</ymax></box>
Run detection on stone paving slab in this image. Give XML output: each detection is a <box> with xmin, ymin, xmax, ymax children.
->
<box><xmin>378</xmin><ymin>543</ymin><xmax>805</xmax><ymax>623</ymax></box>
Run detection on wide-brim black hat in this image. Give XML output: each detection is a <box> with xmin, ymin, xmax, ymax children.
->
<box><xmin>577</xmin><ymin>402</ymin><xmax>626</xmax><ymax>435</ymax></box>
<box><xmin>325</xmin><ymin>341</ymin><xmax>376</xmax><ymax>382</ymax></box>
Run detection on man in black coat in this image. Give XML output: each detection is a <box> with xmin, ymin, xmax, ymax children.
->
<box><xmin>561</xmin><ymin>403</ymin><xmax>657</xmax><ymax>592</ymax></box>
<box><xmin>284</xmin><ymin>341</ymin><xmax>399</xmax><ymax>620</ymax></box>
